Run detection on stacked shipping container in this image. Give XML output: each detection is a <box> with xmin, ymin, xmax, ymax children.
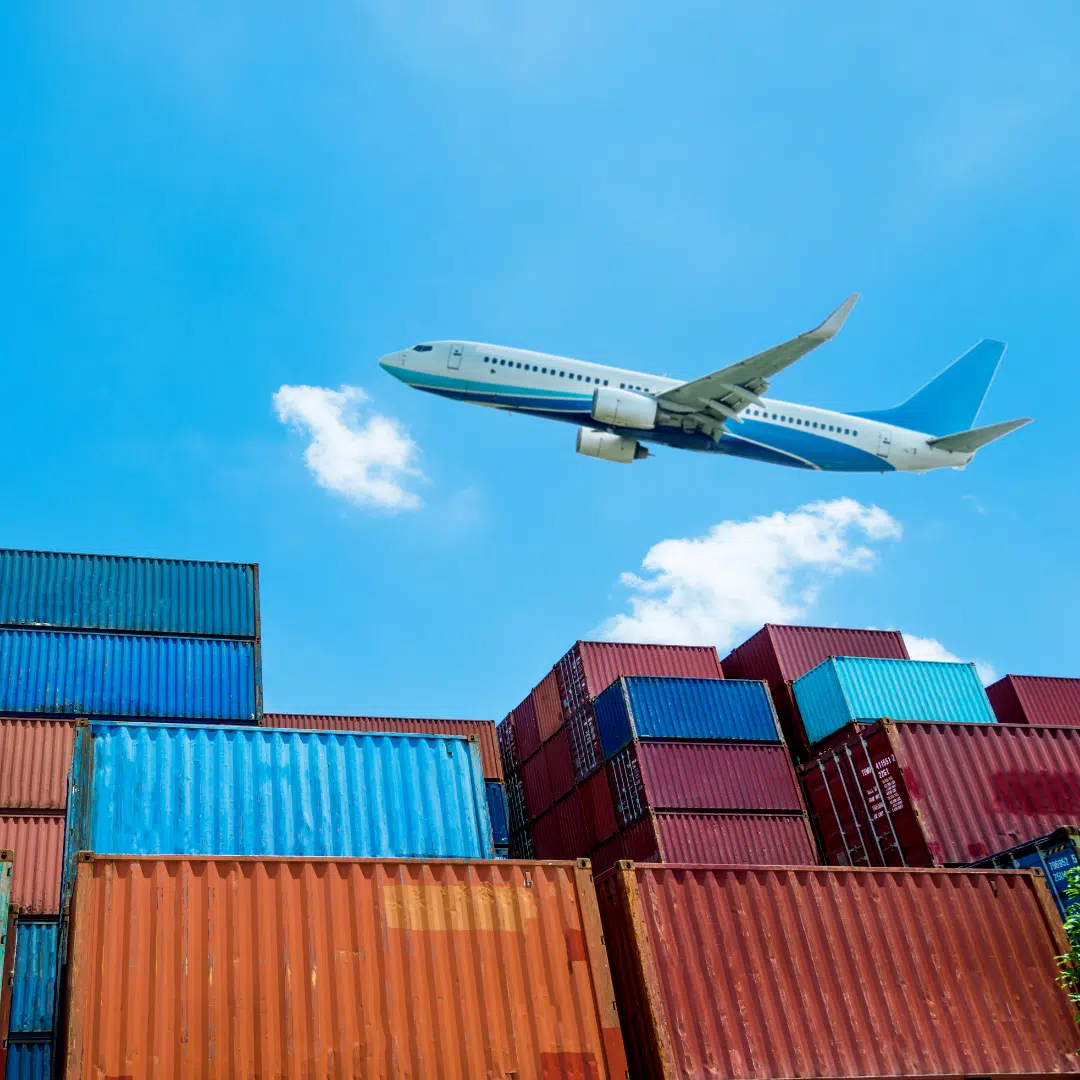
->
<box><xmin>987</xmin><ymin>674</ymin><xmax>1080</xmax><ymax>726</ymax></box>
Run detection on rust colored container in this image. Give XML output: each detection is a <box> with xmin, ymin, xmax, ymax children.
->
<box><xmin>543</xmin><ymin>727</ymin><xmax>575</xmax><ymax>803</ymax></box>
<box><xmin>988</xmin><ymin>675</ymin><xmax>1080</xmax><ymax>727</ymax></box>
<box><xmin>0</xmin><ymin>814</ymin><xmax>63</xmax><ymax>913</ymax></box>
<box><xmin>61</xmin><ymin>855</ymin><xmax>628</xmax><ymax>1080</ymax></box>
<box><xmin>580</xmin><ymin>766</ymin><xmax>618</xmax><ymax>846</ymax></box>
<box><xmin>262</xmin><ymin>713</ymin><xmax>503</xmax><ymax>781</ymax></box>
<box><xmin>0</xmin><ymin>718</ymin><xmax>75</xmax><ymax>811</ymax></box>
<box><xmin>596</xmin><ymin>863</ymin><xmax>1077</xmax><ymax>1080</ymax></box>
<box><xmin>802</xmin><ymin>720</ymin><xmax>1080</xmax><ymax>866</ymax></box>
<box><xmin>607</xmin><ymin>741</ymin><xmax>803</xmax><ymax>828</ymax></box>
<box><xmin>522</xmin><ymin>750</ymin><xmax>553</xmax><ymax>821</ymax></box>
<box><xmin>555</xmin><ymin>789</ymin><xmax>590</xmax><ymax>860</ymax></box>
<box><xmin>722</xmin><ymin>625</ymin><xmax>909</xmax><ymax>756</ymax></box>
<box><xmin>533</xmin><ymin>671</ymin><xmax>564</xmax><ymax>744</ymax></box>
<box><xmin>590</xmin><ymin>811</ymin><xmax>818</xmax><ymax>878</ymax></box>
<box><xmin>513</xmin><ymin>694</ymin><xmax>542</xmax><ymax>762</ymax></box>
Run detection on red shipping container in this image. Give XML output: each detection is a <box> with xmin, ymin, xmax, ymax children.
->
<box><xmin>722</xmin><ymin>625</ymin><xmax>909</xmax><ymax>756</ymax></box>
<box><xmin>542</xmin><ymin>728</ymin><xmax>575</xmax><ymax>802</ymax></box>
<box><xmin>580</xmin><ymin>767</ymin><xmax>618</xmax><ymax>847</ymax></box>
<box><xmin>497</xmin><ymin>714</ymin><xmax>520</xmax><ymax>778</ymax></box>
<box><xmin>988</xmin><ymin>675</ymin><xmax>1080</xmax><ymax>727</ymax></box>
<box><xmin>531</xmin><ymin>805</ymin><xmax>563</xmax><ymax>859</ymax></box>
<box><xmin>506</xmin><ymin>772</ymin><xmax>527</xmax><ymax>836</ymax></box>
<box><xmin>0</xmin><ymin>813</ymin><xmax>64</xmax><ymax>913</ymax></box>
<box><xmin>532</xmin><ymin>671</ymin><xmax>564</xmax><ymax>745</ymax></box>
<box><xmin>521</xmin><ymin>751</ymin><xmax>553</xmax><ymax>821</ymax></box>
<box><xmin>0</xmin><ymin>717</ymin><xmax>75</xmax><ymax>811</ymax></box>
<box><xmin>607</xmin><ymin>741</ymin><xmax>803</xmax><ymax>828</ymax></box>
<box><xmin>590</xmin><ymin>811</ymin><xmax>818</xmax><ymax>878</ymax></box>
<box><xmin>513</xmin><ymin>694</ymin><xmax>542</xmax><ymax>762</ymax></box>
<box><xmin>566</xmin><ymin>704</ymin><xmax>605</xmax><ymax>783</ymax></box>
<box><xmin>596</xmin><ymin>863</ymin><xmax>1077</xmax><ymax>1080</ymax></box>
<box><xmin>554</xmin><ymin>789</ymin><xmax>591</xmax><ymax>860</ymax></box>
<box><xmin>802</xmin><ymin>720</ymin><xmax>1080</xmax><ymax>866</ymax></box>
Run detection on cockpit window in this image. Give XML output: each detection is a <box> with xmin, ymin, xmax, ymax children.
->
<box><xmin>412</xmin><ymin>344</ymin><xmax>433</xmax><ymax>352</ymax></box>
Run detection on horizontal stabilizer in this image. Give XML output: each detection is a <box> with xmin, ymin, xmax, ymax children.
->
<box><xmin>928</xmin><ymin>417</ymin><xmax>1032</xmax><ymax>454</ymax></box>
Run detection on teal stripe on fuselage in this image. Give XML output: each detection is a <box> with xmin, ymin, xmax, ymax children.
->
<box><xmin>385</xmin><ymin>364</ymin><xmax>592</xmax><ymax>411</ymax></box>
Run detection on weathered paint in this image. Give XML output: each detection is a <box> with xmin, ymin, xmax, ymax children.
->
<box><xmin>594</xmin><ymin>677</ymin><xmax>780</xmax><ymax>760</ymax></box>
<box><xmin>0</xmin><ymin>550</ymin><xmax>259</xmax><ymax>639</ymax></box>
<box><xmin>485</xmin><ymin>781</ymin><xmax>509</xmax><ymax>848</ymax></box>
<box><xmin>596</xmin><ymin>863</ymin><xmax>1077</xmax><ymax>1080</ymax></box>
<box><xmin>0</xmin><ymin>816</ymin><xmax>63</xmax><ymax>914</ymax></box>
<box><xmin>0</xmin><ymin>719</ymin><xmax>74</xmax><ymax>812</ymax></box>
<box><xmin>533</xmin><ymin>670</ymin><xmax>564</xmax><ymax>744</ymax></box>
<box><xmin>8</xmin><ymin>919</ymin><xmax>58</xmax><ymax>1033</ymax></box>
<box><xmin>988</xmin><ymin>675</ymin><xmax>1080</xmax><ymax>727</ymax></box>
<box><xmin>802</xmin><ymin>720</ymin><xmax>1080</xmax><ymax>866</ymax></box>
<box><xmin>971</xmin><ymin>826</ymin><xmax>1080</xmax><ymax>920</ymax></box>
<box><xmin>62</xmin><ymin>856</ymin><xmax>628</xmax><ymax>1080</ymax></box>
<box><xmin>62</xmin><ymin>723</ymin><xmax>493</xmax><ymax>905</ymax></box>
<box><xmin>262</xmin><ymin>713</ymin><xmax>503</xmax><ymax>781</ymax></box>
<box><xmin>794</xmin><ymin>655</ymin><xmax>995</xmax><ymax>744</ymax></box>
<box><xmin>0</xmin><ymin>852</ymin><xmax>12</xmax><ymax>1014</ymax></box>
<box><xmin>0</xmin><ymin>631</ymin><xmax>261</xmax><ymax>723</ymax></box>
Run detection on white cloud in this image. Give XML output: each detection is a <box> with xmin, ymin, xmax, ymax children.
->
<box><xmin>599</xmin><ymin>498</ymin><xmax>902</xmax><ymax>649</ymax></box>
<box><xmin>273</xmin><ymin>384</ymin><xmax>425</xmax><ymax>512</ymax></box>
<box><xmin>902</xmin><ymin>633</ymin><xmax>998</xmax><ymax>686</ymax></box>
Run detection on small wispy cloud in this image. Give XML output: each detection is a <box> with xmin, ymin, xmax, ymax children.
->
<box><xmin>962</xmin><ymin>494</ymin><xmax>987</xmax><ymax>516</ymax></box>
<box><xmin>902</xmin><ymin>633</ymin><xmax>997</xmax><ymax>686</ymax></box>
<box><xmin>273</xmin><ymin>384</ymin><xmax>425</xmax><ymax>512</ymax></box>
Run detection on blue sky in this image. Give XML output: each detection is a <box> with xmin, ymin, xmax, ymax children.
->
<box><xmin>3</xmin><ymin>4</ymin><xmax>1077</xmax><ymax>717</ymax></box>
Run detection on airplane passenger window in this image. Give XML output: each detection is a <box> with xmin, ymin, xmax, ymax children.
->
<box><xmin>499</xmin><ymin>359</ymin><xmax>505</xmax><ymax>365</ymax></box>
<box><xmin>577</xmin><ymin>374</ymin><xmax>583</xmax><ymax>380</ymax></box>
<box><xmin>619</xmin><ymin>383</ymin><xmax>625</xmax><ymax>389</ymax></box>
<box><xmin>603</xmin><ymin>380</ymin><xmax>609</xmax><ymax>385</ymax></box>
<box><xmin>560</xmin><ymin>371</ymin><xmax>565</xmax><ymax>377</ymax></box>
<box><xmin>853</xmin><ymin>430</ymin><xmax>858</xmax><ymax>437</ymax></box>
<box><xmin>585</xmin><ymin>377</ymin><xmax>591</xmax><ymax>383</ymax></box>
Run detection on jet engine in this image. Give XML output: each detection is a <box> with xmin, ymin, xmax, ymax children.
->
<box><xmin>590</xmin><ymin>387</ymin><xmax>657</xmax><ymax>430</ymax></box>
<box><xmin>576</xmin><ymin>427</ymin><xmax>650</xmax><ymax>463</ymax></box>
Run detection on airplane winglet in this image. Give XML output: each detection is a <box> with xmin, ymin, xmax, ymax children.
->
<box><xmin>814</xmin><ymin>293</ymin><xmax>860</xmax><ymax>340</ymax></box>
<box><xmin>928</xmin><ymin>417</ymin><xmax>1032</xmax><ymax>454</ymax></box>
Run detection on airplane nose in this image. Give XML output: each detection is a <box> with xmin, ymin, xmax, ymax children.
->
<box><xmin>378</xmin><ymin>351</ymin><xmax>400</xmax><ymax>371</ymax></box>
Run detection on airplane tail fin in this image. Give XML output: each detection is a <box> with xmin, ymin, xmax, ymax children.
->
<box><xmin>853</xmin><ymin>339</ymin><xmax>1006</xmax><ymax>435</ymax></box>
<box><xmin>927</xmin><ymin>417</ymin><xmax>1032</xmax><ymax>454</ymax></box>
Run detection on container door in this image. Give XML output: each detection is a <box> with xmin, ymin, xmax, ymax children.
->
<box><xmin>447</xmin><ymin>343</ymin><xmax>464</xmax><ymax>370</ymax></box>
<box><xmin>876</xmin><ymin>431</ymin><xmax>892</xmax><ymax>459</ymax></box>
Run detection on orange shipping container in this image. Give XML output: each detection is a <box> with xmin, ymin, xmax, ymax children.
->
<box><xmin>596</xmin><ymin>862</ymin><xmax>1078</xmax><ymax>1080</ymax></box>
<box><xmin>62</xmin><ymin>855</ymin><xmax>627</xmax><ymax>1080</ymax></box>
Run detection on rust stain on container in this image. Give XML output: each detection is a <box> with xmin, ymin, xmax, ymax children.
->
<box><xmin>597</xmin><ymin>862</ymin><xmax>1079</xmax><ymax>1080</ymax></box>
<box><xmin>0</xmin><ymin>815</ymin><xmax>64</xmax><ymax>913</ymax></box>
<box><xmin>62</xmin><ymin>855</ymin><xmax>628</xmax><ymax>1080</ymax></box>
<box><xmin>262</xmin><ymin>712</ymin><xmax>503</xmax><ymax>781</ymax></box>
<box><xmin>0</xmin><ymin>718</ymin><xmax>75</xmax><ymax>811</ymax></box>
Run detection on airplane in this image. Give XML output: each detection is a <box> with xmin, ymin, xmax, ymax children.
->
<box><xmin>377</xmin><ymin>296</ymin><xmax>1031</xmax><ymax>473</ymax></box>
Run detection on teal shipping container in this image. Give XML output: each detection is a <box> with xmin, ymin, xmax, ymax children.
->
<box><xmin>61</xmin><ymin>722</ymin><xmax>493</xmax><ymax>904</ymax></box>
<box><xmin>0</xmin><ymin>549</ymin><xmax>258</xmax><ymax>640</ymax></box>
<box><xmin>8</xmin><ymin>919</ymin><xmax>58</xmax><ymax>1033</ymax></box>
<box><xmin>971</xmin><ymin>827</ymin><xmax>1080</xmax><ymax>921</ymax></box>
<box><xmin>0</xmin><ymin>630</ymin><xmax>260</xmax><ymax>723</ymax></box>
<box><xmin>593</xmin><ymin>676</ymin><xmax>781</xmax><ymax>760</ymax></box>
<box><xmin>793</xmin><ymin>656</ymin><xmax>996</xmax><ymax>745</ymax></box>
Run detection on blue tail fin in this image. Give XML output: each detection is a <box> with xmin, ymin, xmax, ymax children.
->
<box><xmin>853</xmin><ymin>339</ymin><xmax>1006</xmax><ymax>435</ymax></box>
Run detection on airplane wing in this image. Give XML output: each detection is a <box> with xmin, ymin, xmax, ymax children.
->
<box><xmin>655</xmin><ymin>294</ymin><xmax>859</xmax><ymax>437</ymax></box>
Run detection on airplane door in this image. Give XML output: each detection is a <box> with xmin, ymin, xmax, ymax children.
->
<box><xmin>448</xmin><ymin>343</ymin><xmax>464</xmax><ymax>370</ymax></box>
<box><xmin>876</xmin><ymin>432</ymin><xmax>892</xmax><ymax>458</ymax></box>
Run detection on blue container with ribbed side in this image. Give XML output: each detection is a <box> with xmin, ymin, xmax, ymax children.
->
<box><xmin>0</xmin><ymin>630</ymin><xmax>260</xmax><ymax>722</ymax></box>
<box><xmin>4</xmin><ymin>1040</ymin><xmax>51</xmax><ymax>1080</ymax></box>
<box><xmin>0</xmin><ymin>549</ymin><xmax>258</xmax><ymax>639</ymax></box>
<box><xmin>8</xmin><ymin>919</ymin><xmax>58</xmax><ymax>1033</ymax></box>
<box><xmin>593</xmin><ymin>676</ymin><xmax>781</xmax><ymax>760</ymax></box>
<box><xmin>485</xmin><ymin>781</ymin><xmax>509</xmax><ymax>848</ymax></box>
<box><xmin>793</xmin><ymin>656</ymin><xmax>996</xmax><ymax>745</ymax></box>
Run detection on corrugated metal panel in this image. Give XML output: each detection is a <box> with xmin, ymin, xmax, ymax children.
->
<box><xmin>971</xmin><ymin>826</ymin><xmax>1080</xmax><ymax>920</ymax></box>
<box><xmin>506</xmin><ymin>771</ymin><xmax>527</xmax><ymax>836</ymax></box>
<box><xmin>608</xmin><ymin>741</ymin><xmax>802</xmax><ymax>828</ymax></box>
<box><xmin>0</xmin><ymin>816</ymin><xmax>62</xmax><ymax>914</ymax></box>
<box><xmin>0</xmin><ymin>719</ymin><xmax>74</xmax><ymax>811</ymax></box>
<box><xmin>531</xmin><ymin>806</ymin><xmax>563</xmax><ymax>859</ymax></box>
<box><xmin>567</xmin><ymin>704</ymin><xmax>604</xmax><ymax>782</ymax></box>
<box><xmin>577</xmin><ymin>642</ymin><xmax>723</xmax><ymax>702</ymax></box>
<box><xmin>0</xmin><ymin>853</ymin><xmax>12</xmax><ymax>1014</ymax></box>
<box><xmin>594</xmin><ymin>677</ymin><xmax>780</xmax><ymax>760</ymax></box>
<box><xmin>513</xmin><ymin>693</ymin><xmax>541</xmax><ymax>762</ymax></box>
<box><xmin>8</xmin><ymin>919</ymin><xmax>58</xmax><ymax>1033</ymax></box>
<box><xmin>580</xmin><ymin>766</ymin><xmax>618</xmax><ymax>846</ymax></box>
<box><xmin>522</xmin><ymin>748</ymin><xmax>553</xmax><ymax>821</ymax></box>
<box><xmin>596</xmin><ymin>864</ymin><xmax>1077</xmax><ymax>1080</ymax></box>
<box><xmin>66</xmin><ymin>724</ymin><xmax>493</xmax><ymax>880</ymax></box>
<box><xmin>590</xmin><ymin>811</ymin><xmax>818</xmax><ymax>878</ymax></box>
<box><xmin>497</xmin><ymin>714</ymin><xmax>520</xmax><ymax>777</ymax></box>
<box><xmin>556</xmin><ymin>789</ymin><xmax>591</xmax><ymax>860</ymax></box>
<box><xmin>533</xmin><ymin>671</ymin><xmax>564</xmax><ymax>744</ymax></box>
<box><xmin>794</xmin><ymin>656</ymin><xmax>995</xmax><ymax>744</ymax></box>
<box><xmin>0</xmin><ymin>631</ymin><xmax>260</xmax><ymax>723</ymax></box>
<box><xmin>543</xmin><ymin>727</ymin><xmax>575</xmax><ymax>802</ymax></box>
<box><xmin>0</xmin><ymin>550</ymin><xmax>258</xmax><ymax>639</ymax></box>
<box><xmin>510</xmin><ymin>827</ymin><xmax>535</xmax><ymax>860</ymax></box>
<box><xmin>5</xmin><ymin>1040</ymin><xmax>51</xmax><ymax>1080</ymax></box>
<box><xmin>988</xmin><ymin>674</ymin><xmax>1080</xmax><ymax>727</ymax></box>
<box><xmin>62</xmin><ymin>855</ymin><xmax>629</xmax><ymax>1080</ymax></box>
<box><xmin>262</xmin><ymin>713</ymin><xmax>502</xmax><ymax>781</ymax></box>
<box><xmin>485</xmin><ymin>781</ymin><xmax>509</xmax><ymax>848</ymax></box>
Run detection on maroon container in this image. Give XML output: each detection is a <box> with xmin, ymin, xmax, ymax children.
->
<box><xmin>555</xmin><ymin>789</ymin><xmax>591</xmax><ymax>860</ymax></box>
<box><xmin>531</xmin><ymin>805</ymin><xmax>562</xmax><ymax>859</ymax></box>
<box><xmin>722</xmin><ymin>625</ymin><xmax>909</xmax><ymax>757</ymax></box>
<box><xmin>532</xmin><ymin>671</ymin><xmax>564</xmax><ymax>745</ymax></box>
<box><xmin>513</xmin><ymin>694</ymin><xmax>541</xmax><ymax>762</ymax></box>
<box><xmin>988</xmin><ymin>675</ymin><xmax>1080</xmax><ymax>727</ymax></box>
<box><xmin>802</xmin><ymin>720</ymin><xmax>1080</xmax><ymax>866</ymax></box>
<box><xmin>505</xmin><ymin>771</ymin><xmax>527</xmax><ymax>836</ymax></box>
<box><xmin>543</xmin><ymin>727</ymin><xmax>575</xmax><ymax>802</ymax></box>
<box><xmin>580</xmin><ymin>766</ymin><xmax>618</xmax><ymax>847</ymax></box>
<box><xmin>566</xmin><ymin>704</ymin><xmax>605</xmax><ymax>783</ymax></box>
<box><xmin>497</xmin><ymin>714</ymin><xmax>519</xmax><ymax>779</ymax></box>
<box><xmin>521</xmin><ymin>750</ymin><xmax>553</xmax><ymax>821</ymax></box>
<box><xmin>589</xmin><ymin>811</ymin><xmax>818</xmax><ymax>878</ymax></box>
<box><xmin>607</xmin><ymin>741</ymin><xmax>804</xmax><ymax>829</ymax></box>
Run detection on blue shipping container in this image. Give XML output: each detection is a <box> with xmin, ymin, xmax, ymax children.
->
<box><xmin>62</xmin><ymin>723</ymin><xmax>493</xmax><ymax>902</ymax></box>
<box><xmin>0</xmin><ymin>549</ymin><xmax>259</xmax><ymax>639</ymax></box>
<box><xmin>970</xmin><ymin>827</ymin><xmax>1080</xmax><ymax>921</ymax></box>
<box><xmin>593</xmin><ymin>676</ymin><xmax>781</xmax><ymax>760</ymax></box>
<box><xmin>793</xmin><ymin>656</ymin><xmax>996</xmax><ymax>745</ymax></box>
<box><xmin>7</xmin><ymin>919</ymin><xmax>57</xmax><ymax>1033</ymax></box>
<box><xmin>0</xmin><ymin>630</ymin><xmax>260</xmax><ymax>722</ymax></box>
<box><xmin>486</xmin><ymin>781</ymin><xmax>510</xmax><ymax>848</ymax></box>
<box><xmin>4</xmin><ymin>1040</ymin><xmax>51</xmax><ymax>1080</ymax></box>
